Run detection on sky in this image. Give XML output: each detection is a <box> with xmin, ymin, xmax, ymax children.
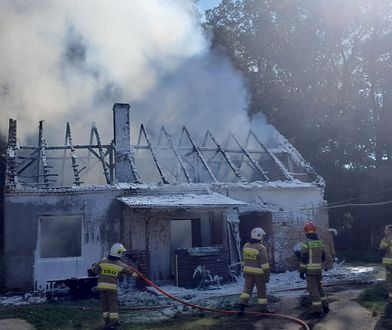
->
<box><xmin>198</xmin><ymin>0</ymin><xmax>221</xmax><ymax>12</ymax></box>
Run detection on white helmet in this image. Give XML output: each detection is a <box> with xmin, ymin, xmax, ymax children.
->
<box><xmin>110</xmin><ymin>243</ymin><xmax>126</xmax><ymax>257</ymax></box>
<box><xmin>251</xmin><ymin>227</ymin><xmax>266</xmax><ymax>240</ymax></box>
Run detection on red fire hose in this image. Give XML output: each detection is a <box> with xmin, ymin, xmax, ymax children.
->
<box><xmin>130</xmin><ymin>267</ymin><xmax>310</xmax><ymax>330</ymax></box>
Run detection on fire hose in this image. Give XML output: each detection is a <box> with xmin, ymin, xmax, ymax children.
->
<box><xmin>130</xmin><ymin>267</ymin><xmax>310</xmax><ymax>330</ymax></box>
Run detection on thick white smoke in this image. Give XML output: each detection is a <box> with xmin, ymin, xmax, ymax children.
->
<box><xmin>0</xmin><ymin>0</ymin><xmax>266</xmax><ymax>146</ymax></box>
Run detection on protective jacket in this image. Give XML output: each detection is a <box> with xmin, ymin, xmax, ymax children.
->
<box><xmin>242</xmin><ymin>241</ymin><xmax>270</xmax><ymax>277</ymax></box>
<box><xmin>91</xmin><ymin>256</ymin><xmax>136</xmax><ymax>291</ymax></box>
<box><xmin>299</xmin><ymin>234</ymin><xmax>326</xmax><ymax>275</ymax></box>
<box><xmin>379</xmin><ymin>235</ymin><xmax>392</xmax><ymax>269</ymax></box>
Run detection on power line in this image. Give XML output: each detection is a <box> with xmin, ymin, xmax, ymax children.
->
<box><xmin>327</xmin><ymin>186</ymin><xmax>392</xmax><ymax>206</ymax></box>
<box><xmin>273</xmin><ymin>199</ymin><xmax>392</xmax><ymax>214</ymax></box>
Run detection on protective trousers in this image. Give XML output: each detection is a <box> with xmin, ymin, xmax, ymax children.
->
<box><xmin>387</xmin><ymin>268</ymin><xmax>392</xmax><ymax>303</ymax></box>
<box><xmin>306</xmin><ymin>274</ymin><xmax>328</xmax><ymax>312</ymax></box>
<box><xmin>239</xmin><ymin>274</ymin><xmax>267</xmax><ymax>311</ymax></box>
<box><xmin>99</xmin><ymin>290</ymin><xmax>119</xmax><ymax>325</ymax></box>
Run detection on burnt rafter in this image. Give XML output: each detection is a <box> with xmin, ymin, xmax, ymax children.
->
<box><xmin>38</xmin><ymin>121</ymin><xmax>56</xmax><ymax>187</ymax></box>
<box><xmin>64</xmin><ymin>123</ymin><xmax>83</xmax><ymax>185</ymax></box>
<box><xmin>180</xmin><ymin>127</ymin><xmax>217</xmax><ymax>182</ymax></box>
<box><xmin>160</xmin><ymin>126</ymin><xmax>191</xmax><ymax>183</ymax></box>
<box><xmin>90</xmin><ymin>123</ymin><xmax>111</xmax><ymax>184</ymax></box>
<box><xmin>205</xmin><ymin>130</ymin><xmax>247</xmax><ymax>183</ymax></box>
<box><xmin>230</xmin><ymin>133</ymin><xmax>269</xmax><ymax>181</ymax></box>
<box><xmin>137</xmin><ymin>124</ymin><xmax>169</xmax><ymax>184</ymax></box>
<box><xmin>249</xmin><ymin>130</ymin><xmax>294</xmax><ymax>181</ymax></box>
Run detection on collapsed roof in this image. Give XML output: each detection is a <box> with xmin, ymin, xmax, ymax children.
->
<box><xmin>5</xmin><ymin>104</ymin><xmax>323</xmax><ymax>190</ymax></box>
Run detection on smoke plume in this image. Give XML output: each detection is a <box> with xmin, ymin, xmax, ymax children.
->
<box><xmin>0</xmin><ymin>0</ymin><xmax>264</xmax><ymax>146</ymax></box>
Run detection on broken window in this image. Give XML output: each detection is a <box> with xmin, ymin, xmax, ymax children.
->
<box><xmin>39</xmin><ymin>215</ymin><xmax>82</xmax><ymax>258</ymax></box>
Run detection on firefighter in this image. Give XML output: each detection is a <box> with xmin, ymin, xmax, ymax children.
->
<box><xmin>299</xmin><ymin>222</ymin><xmax>329</xmax><ymax>318</ymax></box>
<box><xmin>239</xmin><ymin>227</ymin><xmax>271</xmax><ymax>315</ymax></box>
<box><xmin>89</xmin><ymin>243</ymin><xmax>138</xmax><ymax>328</ymax></box>
<box><xmin>378</xmin><ymin>224</ymin><xmax>392</xmax><ymax>317</ymax></box>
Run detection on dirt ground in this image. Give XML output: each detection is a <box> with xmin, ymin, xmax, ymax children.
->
<box><xmin>0</xmin><ymin>318</ymin><xmax>34</xmax><ymax>330</ymax></box>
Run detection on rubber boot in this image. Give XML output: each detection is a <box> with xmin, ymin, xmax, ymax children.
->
<box><xmin>238</xmin><ymin>303</ymin><xmax>246</xmax><ymax>316</ymax></box>
<box><xmin>322</xmin><ymin>304</ymin><xmax>330</xmax><ymax>314</ymax></box>
<box><xmin>310</xmin><ymin>310</ymin><xmax>324</xmax><ymax>318</ymax></box>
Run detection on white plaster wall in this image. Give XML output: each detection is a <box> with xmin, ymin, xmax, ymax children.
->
<box><xmin>213</xmin><ymin>185</ymin><xmax>329</xmax><ymax>271</ymax></box>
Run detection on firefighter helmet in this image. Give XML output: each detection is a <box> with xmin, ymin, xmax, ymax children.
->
<box><xmin>304</xmin><ymin>222</ymin><xmax>317</xmax><ymax>233</ymax></box>
<box><xmin>251</xmin><ymin>227</ymin><xmax>266</xmax><ymax>240</ymax></box>
<box><xmin>110</xmin><ymin>243</ymin><xmax>126</xmax><ymax>257</ymax></box>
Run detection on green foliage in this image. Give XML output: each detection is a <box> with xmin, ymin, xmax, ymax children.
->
<box><xmin>358</xmin><ymin>282</ymin><xmax>388</xmax><ymax>312</ymax></box>
<box><xmin>205</xmin><ymin>0</ymin><xmax>392</xmax><ymax>249</ymax></box>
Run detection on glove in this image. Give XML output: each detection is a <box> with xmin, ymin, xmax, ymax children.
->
<box><xmin>265</xmin><ymin>275</ymin><xmax>270</xmax><ymax>283</ymax></box>
<box><xmin>300</xmin><ymin>272</ymin><xmax>306</xmax><ymax>280</ymax></box>
<box><xmin>87</xmin><ymin>269</ymin><xmax>94</xmax><ymax>277</ymax></box>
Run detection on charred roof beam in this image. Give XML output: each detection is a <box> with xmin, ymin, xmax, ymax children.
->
<box><xmin>138</xmin><ymin>124</ymin><xmax>169</xmax><ymax>184</ymax></box>
<box><xmin>91</xmin><ymin>123</ymin><xmax>111</xmax><ymax>184</ymax></box>
<box><xmin>64</xmin><ymin>123</ymin><xmax>82</xmax><ymax>185</ymax></box>
<box><xmin>160</xmin><ymin>126</ymin><xmax>191</xmax><ymax>183</ymax></box>
<box><xmin>249</xmin><ymin>130</ymin><xmax>294</xmax><ymax>181</ymax></box>
<box><xmin>230</xmin><ymin>133</ymin><xmax>269</xmax><ymax>181</ymax></box>
<box><xmin>181</xmin><ymin>127</ymin><xmax>217</xmax><ymax>183</ymax></box>
<box><xmin>205</xmin><ymin>130</ymin><xmax>247</xmax><ymax>183</ymax></box>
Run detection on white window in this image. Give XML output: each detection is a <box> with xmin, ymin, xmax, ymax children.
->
<box><xmin>39</xmin><ymin>215</ymin><xmax>82</xmax><ymax>258</ymax></box>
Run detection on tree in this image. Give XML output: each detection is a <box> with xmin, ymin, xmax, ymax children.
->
<box><xmin>205</xmin><ymin>0</ymin><xmax>392</xmax><ymax>250</ymax></box>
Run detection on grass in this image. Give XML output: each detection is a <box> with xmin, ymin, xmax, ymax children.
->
<box><xmin>358</xmin><ymin>282</ymin><xmax>388</xmax><ymax>313</ymax></box>
<box><xmin>0</xmin><ymin>295</ymin><xmax>285</xmax><ymax>330</ymax></box>
<box><xmin>0</xmin><ymin>300</ymin><xmax>102</xmax><ymax>330</ymax></box>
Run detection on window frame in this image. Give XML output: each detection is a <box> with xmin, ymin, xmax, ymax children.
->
<box><xmin>37</xmin><ymin>214</ymin><xmax>84</xmax><ymax>261</ymax></box>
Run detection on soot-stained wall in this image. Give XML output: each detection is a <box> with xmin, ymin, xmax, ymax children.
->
<box><xmin>3</xmin><ymin>187</ymin><xmax>123</xmax><ymax>290</ymax></box>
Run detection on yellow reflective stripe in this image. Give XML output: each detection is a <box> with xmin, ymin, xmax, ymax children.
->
<box><xmin>240</xmin><ymin>292</ymin><xmax>250</xmax><ymax>299</ymax></box>
<box><xmin>383</xmin><ymin>258</ymin><xmax>392</xmax><ymax>264</ymax></box>
<box><xmin>100</xmin><ymin>263</ymin><xmax>124</xmax><ymax>272</ymax></box>
<box><xmin>307</xmin><ymin>263</ymin><xmax>322</xmax><ymax>269</ymax></box>
<box><xmin>109</xmin><ymin>313</ymin><xmax>119</xmax><ymax>319</ymax></box>
<box><xmin>97</xmin><ymin>282</ymin><xmax>118</xmax><ymax>290</ymax></box>
<box><xmin>261</xmin><ymin>263</ymin><xmax>270</xmax><ymax>270</ymax></box>
<box><xmin>312</xmin><ymin>301</ymin><xmax>322</xmax><ymax>306</ymax></box>
<box><xmin>299</xmin><ymin>263</ymin><xmax>307</xmax><ymax>271</ymax></box>
<box><xmin>380</xmin><ymin>242</ymin><xmax>388</xmax><ymax>247</ymax></box>
<box><xmin>321</xmin><ymin>296</ymin><xmax>327</xmax><ymax>301</ymax></box>
<box><xmin>302</xmin><ymin>243</ymin><xmax>308</xmax><ymax>249</ymax></box>
<box><xmin>243</xmin><ymin>266</ymin><xmax>264</xmax><ymax>274</ymax></box>
<box><xmin>258</xmin><ymin>298</ymin><xmax>267</xmax><ymax>304</ymax></box>
<box><xmin>309</xmin><ymin>247</ymin><xmax>313</xmax><ymax>264</ymax></box>
<box><xmin>103</xmin><ymin>312</ymin><xmax>109</xmax><ymax>318</ymax></box>
<box><xmin>243</xmin><ymin>248</ymin><xmax>259</xmax><ymax>254</ymax></box>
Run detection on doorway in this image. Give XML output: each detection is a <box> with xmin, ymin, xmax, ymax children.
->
<box><xmin>239</xmin><ymin>211</ymin><xmax>273</xmax><ymax>266</ymax></box>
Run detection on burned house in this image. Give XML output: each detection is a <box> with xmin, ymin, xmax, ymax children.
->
<box><xmin>2</xmin><ymin>103</ymin><xmax>330</xmax><ymax>291</ymax></box>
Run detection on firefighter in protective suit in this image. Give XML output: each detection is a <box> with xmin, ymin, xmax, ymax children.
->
<box><xmin>90</xmin><ymin>243</ymin><xmax>138</xmax><ymax>328</ymax></box>
<box><xmin>378</xmin><ymin>224</ymin><xmax>392</xmax><ymax>317</ymax></box>
<box><xmin>239</xmin><ymin>227</ymin><xmax>271</xmax><ymax>315</ymax></box>
<box><xmin>299</xmin><ymin>222</ymin><xmax>329</xmax><ymax>318</ymax></box>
